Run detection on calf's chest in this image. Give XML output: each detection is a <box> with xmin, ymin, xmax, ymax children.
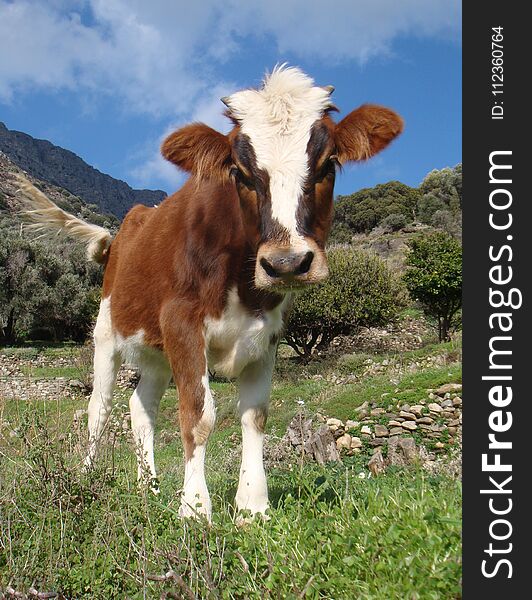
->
<box><xmin>204</xmin><ymin>289</ymin><xmax>289</xmax><ymax>379</ymax></box>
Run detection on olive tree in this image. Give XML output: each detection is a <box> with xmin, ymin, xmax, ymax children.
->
<box><xmin>403</xmin><ymin>232</ymin><xmax>462</xmax><ymax>342</ymax></box>
<box><xmin>284</xmin><ymin>247</ymin><xmax>406</xmax><ymax>358</ymax></box>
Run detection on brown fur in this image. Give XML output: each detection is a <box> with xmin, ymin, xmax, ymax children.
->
<box><xmin>107</xmin><ymin>104</ymin><xmax>402</xmax><ymax>459</ymax></box>
<box><xmin>334</xmin><ymin>104</ymin><xmax>404</xmax><ymax>163</ymax></box>
<box><xmin>161</xmin><ymin>123</ymin><xmax>233</xmax><ymax>182</ymax></box>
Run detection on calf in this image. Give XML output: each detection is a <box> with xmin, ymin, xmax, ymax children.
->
<box><xmin>17</xmin><ymin>66</ymin><xmax>403</xmax><ymax>520</ymax></box>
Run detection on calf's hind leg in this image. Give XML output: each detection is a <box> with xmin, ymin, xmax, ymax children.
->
<box><xmin>84</xmin><ymin>298</ymin><xmax>120</xmax><ymax>469</ymax></box>
<box><xmin>129</xmin><ymin>353</ymin><xmax>171</xmax><ymax>487</ymax></box>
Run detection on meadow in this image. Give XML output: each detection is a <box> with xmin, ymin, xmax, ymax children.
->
<box><xmin>0</xmin><ymin>330</ymin><xmax>462</xmax><ymax>599</ymax></box>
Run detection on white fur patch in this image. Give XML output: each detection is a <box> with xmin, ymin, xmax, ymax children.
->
<box><xmin>225</xmin><ymin>66</ymin><xmax>332</xmax><ymax>243</ymax></box>
<box><xmin>180</xmin><ymin>444</ymin><xmax>211</xmax><ymax>519</ymax></box>
<box><xmin>204</xmin><ymin>287</ymin><xmax>290</xmax><ymax>378</ymax></box>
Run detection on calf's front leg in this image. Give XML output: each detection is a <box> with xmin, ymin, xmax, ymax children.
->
<box><xmin>235</xmin><ymin>350</ymin><xmax>275</xmax><ymax>517</ymax></box>
<box><xmin>162</xmin><ymin>308</ymin><xmax>215</xmax><ymax>520</ymax></box>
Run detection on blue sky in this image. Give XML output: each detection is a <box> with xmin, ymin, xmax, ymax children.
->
<box><xmin>0</xmin><ymin>0</ymin><xmax>461</xmax><ymax>198</ymax></box>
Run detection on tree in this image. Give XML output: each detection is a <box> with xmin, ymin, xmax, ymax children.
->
<box><xmin>330</xmin><ymin>181</ymin><xmax>420</xmax><ymax>240</ymax></box>
<box><xmin>0</xmin><ymin>231</ymin><xmax>101</xmax><ymax>344</ymax></box>
<box><xmin>284</xmin><ymin>247</ymin><xmax>406</xmax><ymax>359</ymax></box>
<box><xmin>378</xmin><ymin>212</ymin><xmax>408</xmax><ymax>233</ymax></box>
<box><xmin>417</xmin><ymin>164</ymin><xmax>462</xmax><ymax>233</ymax></box>
<box><xmin>403</xmin><ymin>232</ymin><xmax>462</xmax><ymax>342</ymax></box>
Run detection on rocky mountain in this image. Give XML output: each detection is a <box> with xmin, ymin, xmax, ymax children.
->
<box><xmin>0</xmin><ymin>151</ymin><xmax>120</xmax><ymax>230</ymax></box>
<box><xmin>0</xmin><ymin>122</ymin><xmax>166</xmax><ymax>219</ymax></box>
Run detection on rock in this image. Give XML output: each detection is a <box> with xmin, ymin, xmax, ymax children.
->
<box><xmin>441</xmin><ymin>411</ymin><xmax>454</xmax><ymax>419</ymax></box>
<box><xmin>350</xmin><ymin>437</ymin><xmax>363</xmax><ymax>449</ymax></box>
<box><xmin>428</xmin><ymin>403</ymin><xmax>443</xmax><ymax>413</ymax></box>
<box><xmin>355</xmin><ymin>402</ymin><xmax>369</xmax><ymax>417</ymax></box>
<box><xmin>416</xmin><ymin>416</ymin><xmax>433</xmax><ymax>425</ymax></box>
<box><xmin>398</xmin><ymin>437</ymin><xmax>418</xmax><ymax>461</ymax></box>
<box><xmin>388</xmin><ymin>436</ymin><xmax>419</xmax><ymax>465</ymax></box>
<box><xmin>434</xmin><ymin>442</ymin><xmax>445</xmax><ymax>449</ymax></box>
<box><xmin>400</xmin><ymin>404</ymin><xmax>411</xmax><ymax>412</ymax></box>
<box><xmin>369</xmin><ymin>438</ymin><xmax>385</xmax><ymax>447</ymax></box>
<box><xmin>409</xmin><ymin>405</ymin><xmax>424</xmax><ymax>416</ymax></box>
<box><xmin>389</xmin><ymin>427</ymin><xmax>404</xmax><ymax>436</ymax></box>
<box><xmin>435</xmin><ymin>383</ymin><xmax>462</xmax><ymax>396</ymax></box>
<box><xmin>448</xmin><ymin>427</ymin><xmax>458</xmax><ymax>435</ymax></box>
<box><xmin>452</xmin><ymin>397</ymin><xmax>462</xmax><ymax>407</ymax></box>
<box><xmin>336</xmin><ymin>434</ymin><xmax>352</xmax><ymax>450</ymax></box>
<box><xmin>345</xmin><ymin>420</ymin><xmax>359</xmax><ymax>430</ymax></box>
<box><xmin>399</xmin><ymin>411</ymin><xmax>416</xmax><ymax>420</ymax></box>
<box><xmin>305</xmin><ymin>425</ymin><xmax>341</xmax><ymax>465</ymax></box>
<box><xmin>69</xmin><ymin>379</ymin><xmax>85</xmax><ymax>389</ymax></box>
<box><xmin>370</xmin><ymin>408</ymin><xmax>385</xmax><ymax>416</ymax></box>
<box><xmin>361</xmin><ymin>425</ymin><xmax>372</xmax><ymax>435</ymax></box>
<box><xmin>326</xmin><ymin>418</ymin><xmax>344</xmax><ymax>431</ymax></box>
<box><xmin>286</xmin><ymin>416</ymin><xmax>314</xmax><ymax>447</ymax></box>
<box><xmin>374</xmin><ymin>424</ymin><xmax>389</xmax><ymax>437</ymax></box>
<box><xmin>430</xmin><ymin>424</ymin><xmax>446</xmax><ymax>432</ymax></box>
<box><xmin>332</xmin><ymin>428</ymin><xmax>345</xmax><ymax>439</ymax></box>
<box><xmin>448</xmin><ymin>419</ymin><xmax>460</xmax><ymax>427</ymax></box>
<box><xmin>441</xmin><ymin>399</ymin><xmax>453</xmax><ymax>408</ymax></box>
<box><xmin>388</xmin><ymin>420</ymin><xmax>402</xmax><ymax>427</ymax></box>
<box><xmin>401</xmin><ymin>421</ymin><xmax>417</xmax><ymax>431</ymax></box>
<box><xmin>368</xmin><ymin>451</ymin><xmax>386</xmax><ymax>476</ymax></box>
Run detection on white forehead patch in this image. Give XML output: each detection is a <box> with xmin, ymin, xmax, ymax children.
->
<box><xmin>225</xmin><ymin>65</ymin><xmax>333</xmax><ymax>243</ymax></box>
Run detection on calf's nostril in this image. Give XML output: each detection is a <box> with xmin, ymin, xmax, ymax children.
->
<box><xmin>296</xmin><ymin>251</ymin><xmax>314</xmax><ymax>275</ymax></box>
<box><xmin>260</xmin><ymin>257</ymin><xmax>279</xmax><ymax>278</ymax></box>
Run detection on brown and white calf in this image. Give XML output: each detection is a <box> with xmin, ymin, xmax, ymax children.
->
<box><xmin>17</xmin><ymin>66</ymin><xmax>403</xmax><ymax>520</ymax></box>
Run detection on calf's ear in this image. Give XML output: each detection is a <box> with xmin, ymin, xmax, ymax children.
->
<box><xmin>161</xmin><ymin>123</ymin><xmax>232</xmax><ymax>179</ymax></box>
<box><xmin>334</xmin><ymin>104</ymin><xmax>404</xmax><ymax>164</ymax></box>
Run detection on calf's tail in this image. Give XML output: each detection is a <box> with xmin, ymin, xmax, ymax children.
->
<box><xmin>16</xmin><ymin>175</ymin><xmax>112</xmax><ymax>264</ymax></box>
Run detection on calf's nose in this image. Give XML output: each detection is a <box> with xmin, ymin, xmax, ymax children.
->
<box><xmin>260</xmin><ymin>250</ymin><xmax>314</xmax><ymax>279</ymax></box>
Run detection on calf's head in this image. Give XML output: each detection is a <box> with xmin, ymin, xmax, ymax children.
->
<box><xmin>162</xmin><ymin>66</ymin><xmax>403</xmax><ymax>291</ymax></box>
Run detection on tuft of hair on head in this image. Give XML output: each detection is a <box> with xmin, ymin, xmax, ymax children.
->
<box><xmin>222</xmin><ymin>64</ymin><xmax>335</xmax><ymax>132</ymax></box>
<box><xmin>15</xmin><ymin>174</ymin><xmax>112</xmax><ymax>264</ymax></box>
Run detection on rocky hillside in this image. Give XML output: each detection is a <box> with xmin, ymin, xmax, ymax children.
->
<box><xmin>0</xmin><ymin>151</ymin><xmax>119</xmax><ymax>229</ymax></box>
<box><xmin>0</xmin><ymin>122</ymin><xmax>166</xmax><ymax>218</ymax></box>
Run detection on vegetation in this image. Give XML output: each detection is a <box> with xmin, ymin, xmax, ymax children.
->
<box><xmin>329</xmin><ymin>164</ymin><xmax>462</xmax><ymax>242</ymax></box>
<box><xmin>331</xmin><ymin>181</ymin><xmax>420</xmax><ymax>241</ymax></box>
<box><xmin>284</xmin><ymin>247</ymin><xmax>406</xmax><ymax>359</ymax></box>
<box><xmin>0</xmin><ymin>341</ymin><xmax>462</xmax><ymax>599</ymax></box>
<box><xmin>403</xmin><ymin>232</ymin><xmax>462</xmax><ymax>342</ymax></box>
<box><xmin>0</xmin><ymin>232</ymin><xmax>102</xmax><ymax>344</ymax></box>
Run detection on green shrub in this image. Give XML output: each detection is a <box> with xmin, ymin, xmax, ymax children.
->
<box><xmin>403</xmin><ymin>232</ymin><xmax>462</xmax><ymax>341</ymax></box>
<box><xmin>379</xmin><ymin>212</ymin><xmax>408</xmax><ymax>232</ymax></box>
<box><xmin>0</xmin><ymin>232</ymin><xmax>102</xmax><ymax>344</ymax></box>
<box><xmin>333</xmin><ymin>181</ymin><xmax>420</xmax><ymax>235</ymax></box>
<box><xmin>284</xmin><ymin>247</ymin><xmax>406</xmax><ymax>358</ymax></box>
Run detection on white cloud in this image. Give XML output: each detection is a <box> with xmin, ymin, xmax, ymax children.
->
<box><xmin>0</xmin><ymin>0</ymin><xmax>460</xmax><ymax>188</ymax></box>
<box><xmin>1</xmin><ymin>0</ymin><xmax>460</xmax><ymax>112</ymax></box>
<box><xmin>224</xmin><ymin>0</ymin><xmax>461</xmax><ymax>63</ymax></box>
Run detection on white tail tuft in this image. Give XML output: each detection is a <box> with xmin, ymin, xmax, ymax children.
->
<box><xmin>15</xmin><ymin>175</ymin><xmax>113</xmax><ymax>264</ymax></box>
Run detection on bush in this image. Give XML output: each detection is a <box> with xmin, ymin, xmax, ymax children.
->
<box><xmin>403</xmin><ymin>232</ymin><xmax>462</xmax><ymax>342</ymax></box>
<box><xmin>332</xmin><ymin>181</ymin><xmax>420</xmax><ymax>235</ymax></box>
<box><xmin>379</xmin><ymin>212</ymin><xmax>408</xmax><ymax>233</ymax></box>
<box><xmin>0</xmin><ymin>232</ymin><xmax>102</xmax><ymax>344</ymax></box>
<box><xmin>284</xmin><ymin>247</ymin><xmax>406</xmax><ymax>358</ymax></box>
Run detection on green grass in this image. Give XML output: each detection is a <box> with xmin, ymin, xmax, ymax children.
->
<box><xmin>20</xmin><ymin>365</ymin><xmax>83</xmax><ymax>379</ymax></box>
<box><xmin>0</xmin><ymin>342</ymin><xmax>462</xmax><ymax>599</ymax></box>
